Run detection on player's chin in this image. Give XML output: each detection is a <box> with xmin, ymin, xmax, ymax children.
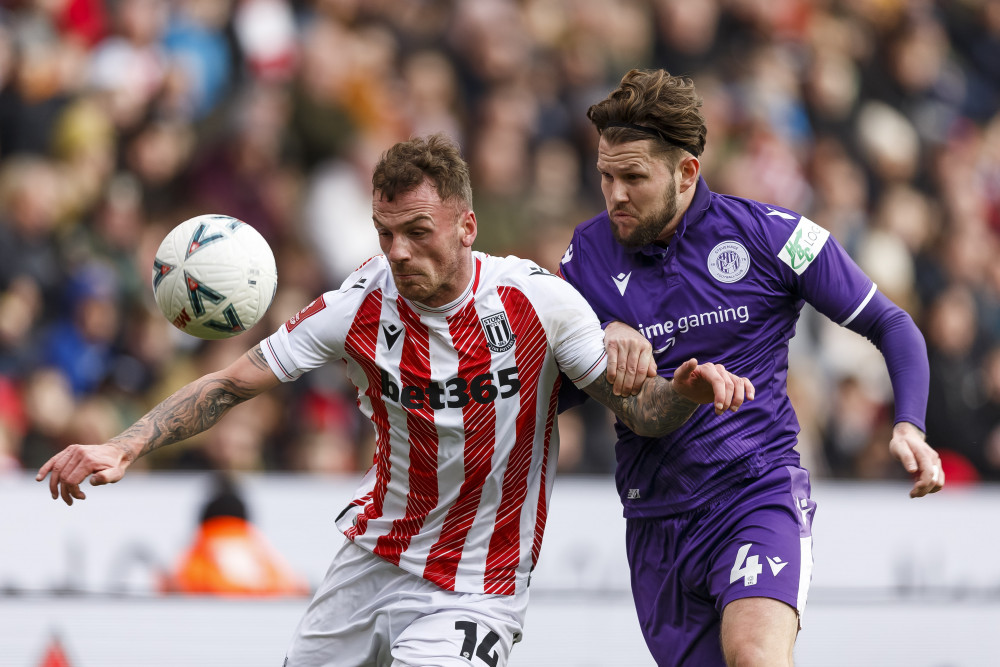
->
<box><xmin>395</xmin><ymin>281</ymin><xmax>428</xmax><ymax>301</ymax></box>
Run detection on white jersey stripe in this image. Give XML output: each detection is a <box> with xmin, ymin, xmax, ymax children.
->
<box><xmin>840</xmin><ymin>282</ymin><xmax>877</xmax><ymax>327</ymax></box>
<box><xmin>374</xmin><ymin>299</ymin><xmax>439</xmax><ymax>565</ymax></box>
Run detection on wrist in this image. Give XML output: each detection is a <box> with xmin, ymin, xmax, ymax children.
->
<box><xmin>668</xmin><ymin>377</ymin><xmax>700</xmax><ymax>410</ymax></box>
<box><xmin>108</xmin><ymin>439</ymin><xmax>139</xmax><ymax>464</ymax></box>
<box><xmin>893</xmin><ymin>421</ymin><xmax>925</xmax><ymax>439</ymax></box>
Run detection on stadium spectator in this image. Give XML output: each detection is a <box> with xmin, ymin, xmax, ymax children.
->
<box><xmin>39</xmin><ymin>262</ymin><xmax>121</xmax><ymax>396</ymax></box>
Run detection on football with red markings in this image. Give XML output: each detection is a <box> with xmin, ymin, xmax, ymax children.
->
<box><xmin>152</xmin><ymin>214</ymin><xmax>278</xmax><ymax>339</ymax></box>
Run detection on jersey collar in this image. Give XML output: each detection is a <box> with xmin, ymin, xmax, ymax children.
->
<box><xmin>407</xmin><ymin>256</ymin><xmax>481</xmax><ymax>316</ymax></box>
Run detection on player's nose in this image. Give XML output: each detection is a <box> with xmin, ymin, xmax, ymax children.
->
<box><xmin>608</xmin><ymin>181</ymin><xmax>630</xmax><ymax>205</ymax></box>
<box><xmin>387</xmin><ymin>238</ymin><xmax>412</xmax><ymax>262</ymax></box>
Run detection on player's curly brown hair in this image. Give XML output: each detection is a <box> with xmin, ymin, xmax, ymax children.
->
<box><xmin>372</xmin><ymin>134</ymin><xmax>473</xmax><ymax>211</ymax></box>
<box><xmin>587</xmin><ymin>69</ymin><xmax>707</xmax><ymax>162</ymax></box>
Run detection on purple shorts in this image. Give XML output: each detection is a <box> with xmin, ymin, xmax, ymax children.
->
<box><xmin>626</xmin><ymin>465</ymin><xmax>815</xmax><ymax>666</ymax></box>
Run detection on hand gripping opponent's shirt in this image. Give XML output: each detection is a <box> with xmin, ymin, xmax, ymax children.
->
<box><xmin>261</xmin><ymin>252</ymin><xmax>607</xmax><ymax>595</ymax></box>
<box><xmin>559</xmin><ymin>177</ymin><xmax>928</xmax><ymax>517</ymax></box>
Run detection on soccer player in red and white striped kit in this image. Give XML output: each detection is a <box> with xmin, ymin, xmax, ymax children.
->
<box><xmin>37</xmin><ymin>134</ymin><xmax>754</xmax><ymax>667</ymax></box>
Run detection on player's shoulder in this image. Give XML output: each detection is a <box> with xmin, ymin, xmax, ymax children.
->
<box><xmin>712</xmin><ymin>192</ymin><xmax>802</xmax><ymax>230</ymax></box>
<box><xmin>278</xmin><ymin>257</ymin><xmax>389</xmax><ymax>336</ymax></box>
<box><xmin>574</xmin><ymin>209</ymin><xmax>610</xmax><ymax>232</ymax></box>
<box><xmin>477</xmin><ymin>252</ymin><xmax>582</xmax><ymax>310</ymax></box>
<box><xmin>302</xmin><ymin>254</ymin><xmax>390</xmax><ymax>314</ymax></box>
<box><xmin>570</xmin><ymin>210</ymin><xmax>612</xmax><ymax>242</ymax></box>
<box><xmin>338</xmin><ymin>254</ymin><xmax>392</xmax><ymax>293</ymax></box>
<box><xmin>708</xmin><ymin>192</ymin><xmax>812</xmax><ymax>255</ymax></box>
<box><xmin>477</xmin><ymin>252</ymin><xmax>561</xmax><ymax>287</ymax></box>
<box><xmin>560</xmin><ymin>210</ymin><xmax>618</xmax><ymax>277</ymax></box>
<box><xmin>351</xmin><ymin>253</ymin><xmax>390</xmax><ymax>277</ymax></box>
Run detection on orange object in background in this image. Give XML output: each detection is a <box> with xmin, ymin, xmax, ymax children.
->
<box><xmin>168</xmin><ymin>515</ymin><xmax>309</xmax><ymax>596</ymax></box>
<box><xmin>164</xmin><ymin>475</ymin><xmax>309</xmax><ymax>597</ymax></box>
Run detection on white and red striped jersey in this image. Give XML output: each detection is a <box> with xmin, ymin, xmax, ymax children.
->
<box><xmin>261</xmin><ymin>252</ymin><xmax>607</xmax><ymax>595</ymax></box>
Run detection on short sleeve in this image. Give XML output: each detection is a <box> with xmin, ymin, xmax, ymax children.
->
<box><xmin>529</xmin><ymin>273</ymin><xmax>608</xmax><ymax>389</ymax></box>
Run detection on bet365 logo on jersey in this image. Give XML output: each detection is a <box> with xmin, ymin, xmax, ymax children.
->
<box><xmin>380</xmin><ymin>367</ymin><xmax>521</xmax><ymax>410</ymax></box>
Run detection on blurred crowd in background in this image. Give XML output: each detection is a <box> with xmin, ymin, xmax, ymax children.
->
<box><xmin>0</xmin><ymin>0</ymin><xmax>998</xmax><ymax>486</ymax></box>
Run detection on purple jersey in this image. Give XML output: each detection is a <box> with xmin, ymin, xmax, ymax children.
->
<box><xmin>560</xmin><ymin>177</ymin><xmax>884</xmax><ymax>517</ymax></box>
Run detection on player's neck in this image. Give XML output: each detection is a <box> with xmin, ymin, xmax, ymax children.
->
<box><xmin>409</xmin><ymin>256</ymin><xmax>476</xmax><ymax>312</ymax></box>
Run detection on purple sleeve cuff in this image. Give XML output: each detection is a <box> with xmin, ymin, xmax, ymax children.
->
<box><xmin>845</xmin><ymin>290</ymin><xmax>928</xmax><ymax>432</ymax></box>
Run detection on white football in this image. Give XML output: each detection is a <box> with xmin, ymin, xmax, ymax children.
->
<box><xmin>152</xmin><ymin>214</ymin><xmax>278</xmax><ymax>339</ymax></box>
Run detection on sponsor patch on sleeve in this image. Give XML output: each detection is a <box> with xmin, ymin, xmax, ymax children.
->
<box><xmin>778</xmin><ymin>216</ymin><xmax>830</xmax><ymax>275</ymax></box>
<box><xmin>285</xmin><ymin>295</ymin><xmax>327</xmax><ymax>332</ymax></box>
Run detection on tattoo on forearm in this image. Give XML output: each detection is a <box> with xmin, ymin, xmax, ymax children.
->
<box><xmin>586</xmin><ymin>375</ymin><xmax>698</xmax><ymax>437</ymax></box>
<box><xmin>247</xmin><ymin>345</ymin><xmax>270</xmax><ymax>372</ymax></box>
<box><xmin>111</xmin><ymin>353</ymin><xmax>265</xmax><ymax>459</ymax></box>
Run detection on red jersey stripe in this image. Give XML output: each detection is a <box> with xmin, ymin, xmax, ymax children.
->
<box><xmin>472</xmin><ymin>256</ymin><xmax>482</xmax><ymax>295</ymax></box>
<box><xmin>373</xmin><ymin>299</ymin><xmax>440</xmax><ymax>565</ymax></box>
<box><xmin>343</xmin><ymin>290</ymin><xmax>390</xmax><ymax>540</ymax></box>
<box><xmin>532</xmin><ymin>375</ymin><xmax>561</xmax><ymax>566</ymax></box>
<box><xmin>484</xmin><ymin>287</ymin><xmax>547</xmax><ymax>594</ymax></box>
<box><xmin>423</xmin><ymin>300</ymin><xmax>498</xmax><ymax>590</ymax></box>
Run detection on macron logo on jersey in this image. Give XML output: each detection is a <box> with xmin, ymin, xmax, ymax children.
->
<box><xmin>778</xmin><ymin>216</ymin><xmax>830</xmax><ymax>275</ymax></box>
<box><xmin>561</xmin><ymin>244</ymin><xmax>573</xmax><ymax>264</ymax></box>
<box><xmin>528</xmin><ymin>265</ymin><xmax>556</xmax><ymax>278</ymax></box>
<box><xmin>766</xmin><ymin>556</ymin><xmax>789</xmax><ymax>576</ymax></box>
<box><xmin>382</xmin><ymin>323</ymin><xmax>402</xmax><ymax>350</ymax></box>
<box><xmin>612</xmin><ymin>272</ymin><xmax>631</xmax><ymax>296</ymax></box>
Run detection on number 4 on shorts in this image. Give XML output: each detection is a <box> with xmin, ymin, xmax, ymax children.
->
<box><xmin>455</xmin><ymin>621</ymin><xmax>500</xmax><ymax>666</ymax></box>
<box><xmin>730</xmin><ymin>543</ymin><xmax>762</xmax><ymax>587</ymax></box>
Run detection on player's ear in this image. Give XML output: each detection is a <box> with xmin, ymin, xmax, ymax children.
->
<box><xmin>677</xmin><ymin>154</ymin><xmax>700</xmax><ymax>194</ymax></box>
<box><xmin>459</xmin><ymin>209</ymin><xmax>477</xmax><ymax>248</ymax></box>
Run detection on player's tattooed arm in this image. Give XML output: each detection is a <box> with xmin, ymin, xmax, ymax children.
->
<box><xmin>583</xmin><ymin>374</ymin><xmax>698</xmax><ymax>437</ymax></box>
<box><xmin>246</xmin><ymin>345</ymin><xmax>272</xmax><ymax>373</ymax></box>
<box><xmin>36</xmin><ymin>345</ymin><xmax>282</xmax><ymax>504</ymax></box>
<box><xmin>581</xmin><ymin>357</ymin><xmax>752</xmax><ymax>437</ymax></box>
<box><xmin>111</xmin><ymin>346</ymin><xmax>278</xmax><ymax>460</ymax></box>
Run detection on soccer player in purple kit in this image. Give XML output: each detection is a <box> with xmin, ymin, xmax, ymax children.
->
<box><xmin>558</xmin><ymin>69</ymin><xmax>946</xmax><ymax>666</ymax></box>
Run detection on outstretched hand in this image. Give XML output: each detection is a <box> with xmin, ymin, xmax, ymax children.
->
<box><xmin>36</xmin><ymin>443</ymin><xmax>133</xmax><ymax>506</ymax></box>
<box><xmin>671</xmin><ymin>358</ymin><xmax>755</xmax><ymax>416</ymax></box>
<box><xmin>889</xmin><ymin>421</ymin><xmax>945</xmax><ymax>498</ymax></box>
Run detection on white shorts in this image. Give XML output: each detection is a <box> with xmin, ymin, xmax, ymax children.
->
<box><xmin>283</xmin><ymin>540</ymin><xmax>529</xmax><ymax>667</ymax></box>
